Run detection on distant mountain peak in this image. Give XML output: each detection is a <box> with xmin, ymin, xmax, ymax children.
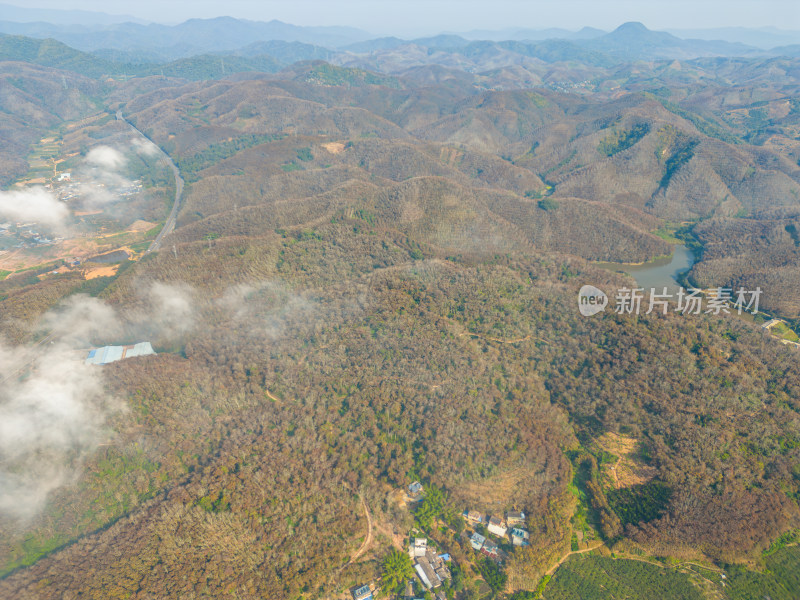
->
<box><xmin>603</xmin><ymin>21</ymin><xmax>681</xmax><ymax>44</ymax></box>
<box><xmin>614</xmin><ymin>21</ymin><xmax>650</xmax><ymax>33</ymax></box>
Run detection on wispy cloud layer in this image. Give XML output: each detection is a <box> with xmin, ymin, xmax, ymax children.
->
<box><xmin>0</xmin><ymin>282</ymin><xmax>198</xmax><ymax>522</ymax></box>
<box><xmin>0</xmin><ymin>187</ymin><xmax>70</xmax><ymax>232</ymax></box>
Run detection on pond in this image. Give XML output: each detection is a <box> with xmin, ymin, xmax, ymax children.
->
<box><xmin>86</xmin><ymin>250</ymin><xmax>130</xmax><ymax>264</ymax></box>
<box><xmin>595</xmin><ymin>244</ymin><xmax>695</xmax><ymax>295</ymax></box>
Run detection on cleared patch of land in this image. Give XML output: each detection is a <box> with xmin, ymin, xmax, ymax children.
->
<box><xmin>595</xmin><ymin>432</ymin><xmax>657</xmax><ymax>490</ymax></box>
<box><xmin>322</xmin><ymin>141</ymin><xmax>346</xmax><ymax>154</ymax></box>
<box><xmin>454</xmin><ymin>467</ymin><xmax>531</xmax><ymax>511</ymax></box>
<box><xmin>84</xmin><ymin>264</ymin><xmax>120</xmax><ymax>279</ymax></box>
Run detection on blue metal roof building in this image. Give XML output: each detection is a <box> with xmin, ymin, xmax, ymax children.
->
<box><xmin>86</xmin><ymin>342</ymin><xmax>155</xmax><ymax>365</ymax></box>
<box><xmin>351</xmin><ymin>584</ymin><xmax>373</xmax><ymax>600</ymax></box>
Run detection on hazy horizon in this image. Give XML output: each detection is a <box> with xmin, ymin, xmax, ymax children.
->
<box><xmin>2</xmin><ymin>0</ymin><xmax>799</xmax><ymax>37</ymax></box>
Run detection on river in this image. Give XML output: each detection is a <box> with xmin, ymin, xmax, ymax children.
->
<box><xmin>595</xmin><ymin>244</ymin><xmax>695</xmax><ymax>294</ymax></box>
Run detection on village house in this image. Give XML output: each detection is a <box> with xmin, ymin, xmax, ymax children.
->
<box><xmin>462</xmin><ymin>509</ymin><xmax>484</xmax><ymax>524</ymax></box>
<box><xmin>427</xmin><ymin>548</ymin><xmax>450</xmax><ymax>580</ymax></box>
<box><xmin>408</xmin><ymin>481</ymin><xmax>424</xmax><ymax>502</ymax></box>
<box><xmin>510</xmin><ymin>528</ymin><xmax>530</xmax><ymax>546</ymax></box>
<box><xmin>351</xmin><ymin>583</ymin><xmax>373</xmax><ymax>600</ymax></box>
<box><xmin>481</xmin><ymin>538</ymin><xmax>500</xmax><ymax>559</ymax></box>
<box><xmin>413</xmin><ymin>537</ymin><xmax>427</xmax><ymax>557</ymax></box>
<box><xmin>506</xmin><ymin>511</ymin><xmax>526</xmax><ymax>526</ymax></box>
<box><xmin>414</xmin><ymin>558</ymin><xmax>441</xmax><ymax>590</ymax></box>
<box><xmin>470</xmin><ymin>532</ymin><xmax>486</xmax><ymax>550</ymax></box>
<box><xmin>434</xmin><ymin>563</ymin><xmax>451</xmax><ymax>583</ymax></box>
<box><xmin>487</xmin><ymin>515</ymin><xmax>507</xmax><ymax>537</ymax></box>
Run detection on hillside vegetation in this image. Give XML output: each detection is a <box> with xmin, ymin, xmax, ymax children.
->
<box><xmin>0</xmin><ymin>38</ymin><xmax>800</xmax><ymax>600</ymax></box>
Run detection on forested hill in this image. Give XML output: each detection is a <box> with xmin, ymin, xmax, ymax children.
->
<box><xmin>0</xmin><ymin>31</ymin><xmax>799</xmax><ymax>600</ymax></box>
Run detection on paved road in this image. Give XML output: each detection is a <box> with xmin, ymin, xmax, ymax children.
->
<box><xmin>116</xmin><ymin>110</ymin><xmax>183</xmax><ymax>253</ymax></box>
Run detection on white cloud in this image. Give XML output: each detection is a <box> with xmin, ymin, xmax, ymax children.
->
<box><xmin>78</xmin><ymin>145</ymin><xmax>136</xmax><ymax>207</ymax></box>
<box><xmin>0</xmin><ymin>349</ymin><xmax>108</xmax><ymax>520</ymax></box>
<box><xmin>132</xmin><ymin>137</ymin><xmax>160</xmax><ymax>157</ymax></box>
<box><xmin>217</xmin><ymin>281</ymin><xmax>317</xmax><ymax>340</ymax></box>
<box><xmin>142</xmin><ymin>281</ymin><xmax>196</xmax><ymax>338</ymax></box>
<box><xmin>0</xmin><ymin>283</ymin><xmax>197</xmax><ymax>522</ymax></box>
<box><xmin>0</xmin><ymin>279</ymin><xmax>316</xmax><ymax>521</ymax></box>
<box><xmin>0</xmin><ymin>294</ymin><xmax>122</xmax><ymax>522</ymax></box>
<box><xmin>39</xmin><ymin>294</ymin><xmax>123</xmax><ymax>347</ymax></box>
<box><xmin>85</xmin><ymin>145</ymin><xmax>126</xmax><ymax>170</ymax></box>
<box><xmin>0</xmin><ymin>187</ymin><xmax>69</xmax><ymax>231</ymax></box>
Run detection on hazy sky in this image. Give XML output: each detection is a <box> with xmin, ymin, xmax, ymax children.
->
<box><xmin>7</xmin><ymin>0</ymin><xmax>800</xmax><ymax>35</ymax></box>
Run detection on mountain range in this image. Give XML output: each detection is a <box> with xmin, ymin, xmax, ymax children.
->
<box><xmin>0</xmin><ymin>11</ymin><xmax>799</xmax><ymax>64</ymax></box>
<box><xmin>2</xmin><ymin>19</ymin><xmax>800</xmax><ymax>88</ymax></box>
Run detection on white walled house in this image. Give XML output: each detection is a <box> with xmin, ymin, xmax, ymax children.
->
<box><xmin>487</xmin><ymin>516</ymin><xmax>507</xmax><ymax>537</ymax></box>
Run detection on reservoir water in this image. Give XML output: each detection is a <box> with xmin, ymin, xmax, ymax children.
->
<box><xmin>595</xmin><ymin>244</ymin><xmax>695</xmax><ymax>294</ymax></box>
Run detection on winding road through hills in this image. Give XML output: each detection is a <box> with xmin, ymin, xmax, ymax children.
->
<box><xmin>116</xmin><ymin>110</ymin><xmax>184</xmax><ymax>253</ymax></box>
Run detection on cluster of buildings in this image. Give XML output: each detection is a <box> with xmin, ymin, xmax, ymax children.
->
<box><xmin>408</xmin><ymin>537</ymin><xmax>452</xmax><ymax>593</ymax></box>
<box><xmin>539</xmin><ymin>79</ymin><xmax>594</xmax><ymax>94</ymax></box>
<box><xmin>352</xmin><ymin>484</ymin><xmax>532</xmax><ymax>600</ymax></box>
<box><xmin>50</xmin><ymin>176</ymin><xmax>81</xmax><ymax>203</ymax></box>
<box><xmin>49</xmin><ymin>176</ymin><xmax>144</xmax><ymax>204</ymax></box>
<box><xmin>0</xmin><ymin>223</ymin><xmax>59</xmax><ymax>249</ymax></box>
<box><xmin>350</xmin><ymin>535</ymin><xmax>451</xmax><ymax>600</ymax></box>
<box><xmin>464</xmin><ymin>509</ymin><xmax>529</xmax><ymax>561</ymax></box>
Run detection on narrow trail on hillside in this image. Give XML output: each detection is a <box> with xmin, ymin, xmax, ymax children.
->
<box><xmin>545</xmin><ymin>541</ymin><xmax>605</xmax><ymax>576</ymax></box>
<box><xmin>459</xmin><ymin>331</ymin><xmax>551</xmax><ymax>345</ymax></box>
<box><xmin>348</xmin><ymin>493</ymin><xmax>373</xmax><ymax>564</ymax></box>
<box><xmin>328</xmin><ymin>492</ymin><xmax>375</xmax><ymax>594</ymax></box>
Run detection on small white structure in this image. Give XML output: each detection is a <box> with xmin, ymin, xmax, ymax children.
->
<box><xmin>57</xmin><ymin>172</ymin><xmax>72</xmax><ymax>182</ymax></box>
<box><xmin>351</xmin><ymin>583</ymin><xmax>373</xmax><ymax>600</ymax></box>
<box><xmin>413</xmin><ymin>537</ymin><xmax>428</xmax><ymax>557</ymax></box>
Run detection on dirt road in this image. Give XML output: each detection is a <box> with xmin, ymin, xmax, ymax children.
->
<box><xmin>545</xmin><ymin>541</ymin><xmax>605</xmax><ymax>576</ymax></box>
<box><xmin>348</xmin><ymin>493</ymin><xmax>373</xmax><ymax>564</ymax></box>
